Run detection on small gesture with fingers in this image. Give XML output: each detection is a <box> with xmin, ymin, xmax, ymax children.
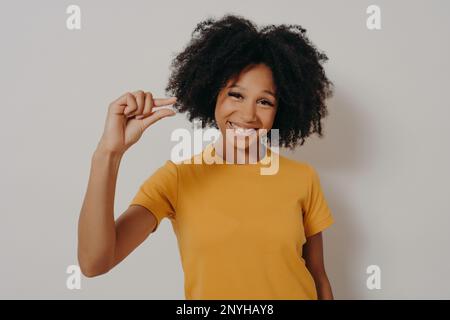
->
<box><xmin>98</xmin><ymin>90</ymin><xmax>177</xmax><ymax>155</ymax></box>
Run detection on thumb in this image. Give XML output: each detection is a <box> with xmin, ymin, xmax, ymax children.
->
<box><xmin>141</xmin><ymin>108</ymin><xmax>176</xmax><ymax>131</ymax></box>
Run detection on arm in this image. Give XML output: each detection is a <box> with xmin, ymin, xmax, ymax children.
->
<box><xmin>77</xmin><ymin>90</ymin><xmax>177</xmax><ymax>277</ymax></box>
<box><xmin>302</xmin><ymin>232</ymin><xmax>334</xmax><ymax>300</ymax></box>
<box><xmin>77</xmin><ymin>147</ymin><xmax>157</xmax><ymax>277</ymax></box>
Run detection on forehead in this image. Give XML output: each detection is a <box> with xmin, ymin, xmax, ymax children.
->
<box><xmin>227</xmin><ymin>64</ymin><xmax>276</xmax><ymax>91</ymax></box>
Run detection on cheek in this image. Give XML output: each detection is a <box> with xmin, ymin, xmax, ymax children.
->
<box><xmin>215</xmin><ymin>101</ymin><xmax>231</xmax><ymax>132</ymax></box>
<box><xmin>215</xmin><ymin>100</ymin><xmax>235</xmax><ymax>121</ymax></box>
<box><xmin>260</xmin><ymin>109</ymin><xmax>277</xmax><ymax>128</ymax></box>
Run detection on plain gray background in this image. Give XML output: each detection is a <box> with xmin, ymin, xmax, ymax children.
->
<box><xmin>1</xmin><ymin>0</ymin><xmax>449</xmax><ymax>299</ymax></box>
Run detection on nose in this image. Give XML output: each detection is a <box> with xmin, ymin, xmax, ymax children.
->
<box><xmin>239</xmin><ymin>100</ymin><xmax>257</xmax><ymax>123</ymax></box>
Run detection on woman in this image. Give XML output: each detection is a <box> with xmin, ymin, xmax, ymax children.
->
<box><xmin>78</xmin><ymin>14</ymin><xmax>335</xmax><ymax>300</ymax></box>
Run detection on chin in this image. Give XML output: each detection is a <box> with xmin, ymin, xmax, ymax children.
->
<box><xmin>235</xmin><ymin>135</ymin><xmax>259</xmax><ymax>150</ymax></box>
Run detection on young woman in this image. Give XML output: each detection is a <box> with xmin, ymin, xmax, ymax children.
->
<box><xmin>78</xmin><ymin>14</ymin><xmax>335</xmax><ymax>300</ymax></box>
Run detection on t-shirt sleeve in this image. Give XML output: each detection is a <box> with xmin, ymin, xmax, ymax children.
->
<box><xmin>302</xmin><ymin>164</ymin><xmax>334</xmax><ymax>237</ymax></box>
<box><xmin>129</xmin><ymin>160</ymin><xmax>178</xmax><ymax>233</ymax></box>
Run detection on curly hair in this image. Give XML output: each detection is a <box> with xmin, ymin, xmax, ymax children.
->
<box><xmin>165</xmin><ymin>14</ymin><xmax>334</xmax><ymax>149</ymax></box>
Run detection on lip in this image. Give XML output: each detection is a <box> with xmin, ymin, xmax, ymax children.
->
<box><xmin>226</xmin><ymin>121</ymin><xmax>259</xmax><ymax>130</ymax></box>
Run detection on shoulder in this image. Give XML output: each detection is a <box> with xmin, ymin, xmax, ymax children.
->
<box><xmin>154</xmin><ymin>159</ymin><xmax>178</xmax><ymax>173</ymax></box>
<box><xmin>142</xmin><ymin>159</ymin><xmax>178</xmax><ymax>186</ymax></box>
<box><xmin>277</xmin><ymin>152</ymin><xmax>316</xmax><ymax>177</ymax></box>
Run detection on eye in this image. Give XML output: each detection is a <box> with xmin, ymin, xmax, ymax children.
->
<box><xmin>228</xmin><ymin>91</ymin><xmax>243</xmax><ymax>99</ymax></box>
<box><xmin>259</xmin><ymin>99</ymin><xmax>274</xmax><ymax>107</ymax></box>
<box><xmin>228</xmin><ymin>91</ymin><xmax>275</xmax><ymax>107</ymax></box>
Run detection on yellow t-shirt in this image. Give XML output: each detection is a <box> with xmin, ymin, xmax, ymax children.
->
<box><xmin>129</xmin><ymin>142</ymin><xmax>334</xmax><ymax>300</ymax></box>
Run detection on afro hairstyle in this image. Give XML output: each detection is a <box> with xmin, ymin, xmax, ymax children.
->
<box><xmin>165</xmin><ymin>13</ymin><xmax>334</xmax><ymax>149</ymax></box>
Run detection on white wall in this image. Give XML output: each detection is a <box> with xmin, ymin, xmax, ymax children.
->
<box><xmin>1</xmin><ymin>0</ymin><xmax>449</xmax><ymax>299</ymax></box>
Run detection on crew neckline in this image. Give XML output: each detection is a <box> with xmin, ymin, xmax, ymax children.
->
<box><xmin>203</xmin><ymin>141</ymin><xmax>273</xmax><ymax>166</ymax></box>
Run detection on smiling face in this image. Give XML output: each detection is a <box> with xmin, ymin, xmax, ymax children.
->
<box><xmin>214</xmin><ymin>63</ymin><xmax>278</xmax><ymax>152</ymax></box>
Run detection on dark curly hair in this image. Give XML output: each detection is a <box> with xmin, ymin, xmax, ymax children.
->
<box><xmin>165</xmin><ymin>14</ymin><xmax>334</xmax><ymax>149</ymax></box>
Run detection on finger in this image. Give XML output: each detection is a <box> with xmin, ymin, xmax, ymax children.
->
<box><xmin>124</xmin><ymin>92</ymin><xmax>138</xmax><ymax>116</ymax></box>
<box><xmin>108</xmin><ymin>92</ymin><xmax>129</xmax><ymax>115</ymax></box>
<box><xmin>128</xmin><ymin>90</ymin><xmax>145</xmax><ymax>117</ymax></box>
<box><xmin>141</xmin><ymin>108</ymin><xmax>176</xmax><ymax>131</ymax></box>
<box><xmin>153</xmin><ymin>97</ymin><xmax>177</xmax><ymax>107</ymax></box>
<box><xmin>136</xmin><ymin>92</ymin><xmax>154</xmax><ymax>120</ymax></box>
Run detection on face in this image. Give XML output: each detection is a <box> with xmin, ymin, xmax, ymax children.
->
<box><xmin>214</xmin><ymin>63</ymin><xmax>278</xmax><ymax>151</ymax></box>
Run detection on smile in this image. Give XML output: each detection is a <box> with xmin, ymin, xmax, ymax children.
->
<box><xmin>226</xmin><ymin>121</ymin><xmax>259</xmax><ymax>137</ymax></box>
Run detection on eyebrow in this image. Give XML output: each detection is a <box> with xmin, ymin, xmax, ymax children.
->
<box><xmin>229</xmin><ymin>84</ymin><xmax>276</xmax><ymax>99</ymax></box>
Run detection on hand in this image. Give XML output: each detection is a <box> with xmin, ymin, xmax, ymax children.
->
<box><xmin>97</xmin><ymin>90</ymin><xmax>177</xmax><ymax>154</ymax></box>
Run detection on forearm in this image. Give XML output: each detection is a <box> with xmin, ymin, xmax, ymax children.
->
<box><xmin>315</xmin><ymin>275</ymin><xmax>334</xmax><ymax>300</ymax></box>
<box><xmin>77</xmin><ymin>146</ymin><xmax>123</xmax><ymax>276</ymax></box>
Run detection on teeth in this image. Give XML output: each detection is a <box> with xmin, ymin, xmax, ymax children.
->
<box><xmin>228</xmin><ymin>122</ymin><xmax>257</xmax><ymax>136</ymax></box>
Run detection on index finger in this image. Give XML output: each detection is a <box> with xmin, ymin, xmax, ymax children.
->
<box><xmin>111</xmin><ymin>92</ymin><xmax>129</xmax><ymax>106</ymax></box>
<box><xmin>153</xmin><ymin>97</ymin><xmax>177</xmax><ymax>107</ymax></box>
